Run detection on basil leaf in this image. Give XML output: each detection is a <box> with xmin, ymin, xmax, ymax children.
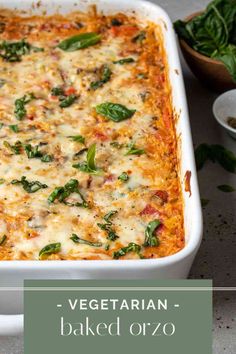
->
<box><xmin>113</xmin><ymin>57</ymin><xmax>135</xmax><ymax>65</ymax></box>
<box><xmin>201</xmin><ymin>198</ymin><xmax>210</xmax><ymax>207</ymax></box>
<box><xmin>195</xmin><ymin>143</ymin><xmax>212</xmax><ymax>170</ymax></box>
<box><xmin>212</xmin><ymin>44</ymin><xmax>236</xmax><ymax>82</ymax></box>
<box><xmin>90</xmin><ymin>64</ymin><xmax>111</xmax><ymax>90</ymax></box>
<box><xmin>97</xmin><ymin>222</ymin><xmax>119</xmax><ymax>241</ymax></box>
<box><xmin>174</xmin><ymin>20</ymin><xmax>193</xmax><ymax>44</ymax></box>
<box><xmin>3</xmin><ymin>140</ymin><xmax>22</xmax><ymax>154</ymax></box>
<box><xmin>15</xmin><ymin>93</ymin><xmax>35</xmax><ymax>120</ymax></box>
<box><xmin>0</xmin><ymin>78</ymin><xmax>6</xmax><ymax>88</ymax></box>
<box><xmin>73</xmin><ymin>144</ymin><xmax>102</xmax><ymax>175</ymax></box>
<box><xmin>0</xmin><ymin>123</ymin><xmax>3</xmax><ymax>129</ymax></box>
<box><xmin>97</xmin><ymin>211</ymin><xmax>119</xmax><ymax>241</ymax></box>
<box><xmin>58</xmin><ymin>32</ymin><xmax>101</xmax><ymax>51</ymax></box>
<box><xmin>59</xmin><ymin>94</ymin><xmax>77</xmax><ymax>108</ymax></box>
<box><xmin>111</xmin><ymin>18</ymin><xmax>123</xmax><ymax>26</ymax></box>
<box><xmin>11</xmin><ymin>176</ymin><xmax>48</xmax><ymax>193</ymax></box>
<box><xmin>143</xmin><ymin>220</ymin><xmax>161</xmax><ymax>247</ymax></box>
<box><xmin>48</xmin><ymin>179</ymin><xmax>88</xmax><ymax>208</ymax></box>
<box><xmin>24</xmin><ymin>144</ymin><xmax>42</xmax><ymax>159</ymax></box>
<box><xmin>195</xmin><ymin>143</ymin><xmax>236</xmax><ymax>172</ymax></box>
<box><xmin>51</xmin><ymin>86</ymin><xmax>64</xmax><ymax>96</ymax></box>
<box><xmin>217</xmin><ymin>184</ymin><xmax>235</xmax><ymax>192</ymax></box>
<box><xmin>0</xmin><ymin>235</ymin><xmax>7</xmax><ymax>246</ymax></box>
<box><xmin>118</xmin><ymin>172</ymin><xmax>129</xmax><ymax>182</ymax></box>
<box><xmin>132</xmin><ymin>31</ymin><xmax>146</xmax><ymax>43</ymax></box>
<box><xmin>9</xmin><ymin>124</ymin><xmax>19</xmax><ymax>132</ymax></box>
<box><xmin>23</xmin><ymin>143</ymin><xmax>53</xmax><ymax>162</ymax></box>
<box><xmin>96</xmin><ymin>102</ymin><xmax>136</xmax><ymax>122</ymax></box>
<box><xmin>113</xmin><ymin>242</ymin><xmax>142</xmax><ymax>259</ymax></box>
<box><xmin>41</xmin><ymin>154</ymin><xmax>53</xmax><ymax>162</ymax></box>
<box><xmin>110</xmin><ymin>141</ymin><xmax>124</xmax><ymax>148</ymax></box>
<box><xmin>39</xmin><ymin>242</ymin><xmax>61</xmax><ymax>258</ymax></box>
<box><xmin>0</xmin><ymin>178</ymin><xmax>5</xmax><ymax>184</ymax></box>
<box><xmin>48</xmin><ymin>186</ymin><xmax>64</xmax><ymax>203</ymax></box>
<box><xmin>68</xmin><ymin>135</ymin><xmax>85</xmax><ymax>144</ymax></box>
<box><xmin>104</xmin><ymin>210</ymin><xmax>118</xmax><ymax>223</ymax></box>
<box><xmin>70</xmin><ymin>234</ymin><xmax>102</xmax><ymax>247</ymax></box>
<box><xmin>0</xmin><ymin>39</ymin><xmax>43</xmax><ymax>62</ymax></box>
<box><xmin>125</xmin><ymin>142</ymin><xmax>145</xmax><ymax>156</ymax></box>
<box><xmin>210</xmin><ymin>144</ymin><xmax>236</xmax><ymax>172</ymax></box>
<box><xmin>174</xmin><ymin>0</ymin><xmax>236</xmax><ymax>81</ymax></box>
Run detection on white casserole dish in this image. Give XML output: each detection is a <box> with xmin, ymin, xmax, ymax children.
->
<box><xmin>0</xmin><ymin>0</ymin><xmax>203</xmax><ymax>335</ymax></box>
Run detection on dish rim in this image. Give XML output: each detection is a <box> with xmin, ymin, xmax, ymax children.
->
<box><xmin>0</xmin><ymin>0</ymin><xmax>203</xmax><ymax>269</ymax></box>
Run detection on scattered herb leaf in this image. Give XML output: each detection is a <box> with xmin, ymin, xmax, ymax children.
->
<box><xmin>23</xmin><ymin>143</ymin><xmax>53</xmax><ymax>162</ymax></box>
<box><xmin>143</xmin><ymin>220</ymin><xmax>161</xmax><ymax>247</ymax></box>
<box><xmin>217</xmin><ymin>184</ymin><xmax>235</xmax><ymax>192</ymax></box>
<box><xmin>70</xmin><ymin>234</ymin><xmax>102</xmax><ymax>247</ymax></box>
<box><xmin>132</xmin><ymin>31</ymin><xmax>146</xmax><ymax>43</ymax></box>
<box><xmin>195</xmin><ymin>143</ymin><xmax>236</xmax><ymax>172</ymax></box>
<box><xmin>90</xmin><ymin>64</ymin><xmax>112</xmax><ymax>90</ymax></box>
<box><xmin>68</xmin><ymin>135</ymin><xmax>85</xmax><ymax>144</ymax></box>
<box><xmin>48</xmin><ymin>179</ymin><xmax>88</xmax><ymax>208</ymax></box>
<box><xmin>73</xmin><ymin>144</ymin><xmax>102</xmax><ymax>175</ymax></box>
<box><xmin>14</xmin><ymin>93</ymin><xmax>35</xmax><ymax>120</ymax></box>
<box><xmin>39</xmin><ymin>242</ymin><xmax>61</xmax><ymax>259</ymax></box>
<box><xmin>125</xmin><ymin>142</ymin><xmax>145</xmax><ymax>156</ymax></box>
<box><xmin>51</xmin><ymin>86</ymin><xmax>64</xmax><ymax>96</ymax></box>
<box><xmin>113</xmin><ymin>242</ymin><xmax>142</xmax><ymax>259</ymax></box>
<box><xmin>111</xmin><ymin>18</ymin><xmax>122</xmax><ymax>26</ymax></box>
<box><xmin>97</xmin><ymin>210</ymin><xmax>119</xmax><ymax>241</ymax></box>
<box><xmin>11</xmin><ymin>176</ymin><xmax>48</xmax><ymax>193</ymax></box>
<box><xmin>0</xmin><ymin>39</ymin><xmax>43</xmax><ymax>62</ymax></box>
<box><xmin>59</xmin><ymin>94</ymin><xmax>77</xmax><ymax>108</ymax></box>
<box><xmin>9</xmin><ymin>124</ymin><xmax>19</xmax><ymax>132</ymax></box>
<box><xmin>0</xmin><ymin>235</ymin><xmax>7</xmax><ymax>246</ymax></box>
<box><xmin>0</xmin><ymin>78</ymin><xmax>6</xmax><ymax>88</ymax></box>
<box><xmin>3</xmin><ymin>140</ymin><xmax>22</xmax><ymax>154</ymax></box>
<box><xmin>113</xmin><ymin>57</ymin><xmax>135</xmax><ymax>65</ymax></box>
<box><xmin>118</xmin><ymin>172</ymin><xmax>129</xmax><ymax>182</ymax></box>
<box><xmin>201</xmin><ymin>198</ymin><xmax>210</xmax><ymax>207</ymax></box>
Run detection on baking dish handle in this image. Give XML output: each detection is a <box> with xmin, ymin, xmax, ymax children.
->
<box><xmin>0</xmin><ymin>314</ymin><xmax>23</xmax><ymax>336</ymax></box>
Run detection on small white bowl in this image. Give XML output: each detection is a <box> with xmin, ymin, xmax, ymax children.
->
<box><xmin>213</xmin><ymin>89</ymin><xmax>236</xmax><ymax>139</ymax></box>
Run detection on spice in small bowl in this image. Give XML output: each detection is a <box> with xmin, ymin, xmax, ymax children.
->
<box><xmin>227</xmin><ymin>117</ymin><xmax>236</xmax><ymax>130</ymax></box>
<box><xmin>213</xmin><ymin>89</ymin><xmax>236</xmax><ymax>140</ymax></box>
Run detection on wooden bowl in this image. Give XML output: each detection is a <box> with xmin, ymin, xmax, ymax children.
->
<box><xmin>179</xmin><ymin>12</ymin><xmax>236</xmax><ymax>92</ymax></box>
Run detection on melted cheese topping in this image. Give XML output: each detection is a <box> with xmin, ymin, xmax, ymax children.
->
<box><xmin>0</xmin><ymin>9</ymin><xmax>184</xmax><ymax>260</ymax></box>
